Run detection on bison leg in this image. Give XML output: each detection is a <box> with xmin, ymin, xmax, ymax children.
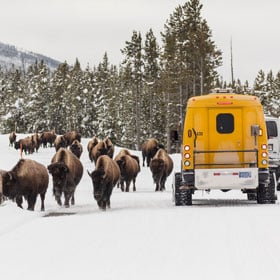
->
<box><xmin>97</xmin><ymin>200</ymin><xmax>106</xmax><ymax>210</ymax></box>
<box><xmin>160</xmin><ymin>177</ymin><xmax>167</xmax><ymax>191</ymax></box>
<box><xmin>27</xmin><ymin>194</ymin><xmax>37</xmax><ymax>211</ymax></box>
<box><xmin>147</xmin><ymin>156</ymin><xmax>151</xmax><ymax>167</ymax></box>
<box><xmin>40</xmin><ymin>192</ymin><xmax>46</xmax><ymax>211</ymax></box>
<box><xmin>142</xmin><ymin>155</ymin><xmax>146</xmax><ymax>167</ymax></box>
<box><xmin>16</xmin><ymin>196</ymin><xmax>23</xmax><ymax>209</ymax></box>
<box><xmin>71</xmin><ymin>194</ymin><xmax>75</xmax><ymax>205</ymax></box>
<box><xmin>53</xmin><ymin>187</ymin><xmax>62</xmax><ymax>206</ymax></box>
<box><xmin>64</xmin><ymin>192</ymin><xmax>71</xmax><ymax>208</ymax></box>
<box><xmin>120</xmin><ymin>178</ymin><xmax>125</xmax><ymax>192</ymax></box>
<box><xmin>133</xmin><ymin>178</ymin><xmax>136</xmax><ymax>192</ymax></box>
<box><xmin>125</xmin><ymin>180</ymin><xmax>131</xmax><ymax>192</ymax></box>
<box><xmin>155</xmin><ymin>182</ymin><xmax>160</xmax><ymax>192</ymax></box>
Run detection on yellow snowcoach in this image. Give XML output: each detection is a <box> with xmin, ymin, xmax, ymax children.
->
<box><xmin>173</xmin><ymin>89</ymin><xmax>277</xmax><ymax>205</ymax></box>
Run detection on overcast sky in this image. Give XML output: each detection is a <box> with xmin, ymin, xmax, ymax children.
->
<box><xmin>0</xmin><ymin>0</ymin><xmax>279</xmax><ymax>84</ymax></box>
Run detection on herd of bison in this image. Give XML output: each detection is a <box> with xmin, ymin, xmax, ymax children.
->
<box><xmin>0</xmin><ymin>131</ymin><xmax>174</xmax><ymax>211</ymax></box>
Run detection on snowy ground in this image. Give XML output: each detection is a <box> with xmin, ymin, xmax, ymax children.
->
<box><xmin>1</xmin><ymin>134</ymin><xmax>280</xmax><ymax>280</ymax></box>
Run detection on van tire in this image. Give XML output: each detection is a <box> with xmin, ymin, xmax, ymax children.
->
<box><xmin>175</xmin><ymin>189</ymin><xmax>193</xmax><ymax>206</ymax></box>
<box><xmin>174</xmin><ymin>173</ymin><xmax>193</xmax><ymax>206</ymax></box>
<box><xmin>257</xmin><ymin>172</ymin><xmax>277</xmax><ymax>204</ymax></box>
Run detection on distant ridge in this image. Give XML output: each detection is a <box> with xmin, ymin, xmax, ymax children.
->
<box><xmin>0</xmin><ymin>41</ymin><xmax>61</xmax><ymax>72</ymax></box>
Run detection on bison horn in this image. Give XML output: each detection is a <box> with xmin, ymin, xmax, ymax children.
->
<box><xmin>87</xmin><ymin>170</ymin><xmax>92</xmax><ymax>177</ymax></box>
<box><xmin>8</xmin><ymin>172</ymin><xmax>13</xmax><ymax>181</ymax></box>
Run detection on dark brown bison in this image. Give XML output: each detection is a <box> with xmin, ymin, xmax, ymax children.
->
<box><xmin>14</xmin><ymin>136</ymin><xmax>35</xmax><ymax>154</ymax></box>
<box><xmin>115</xmin><ymin>150</ymin><xmax>140</xmax><ymax>192</ymax></box>
<box><xmin>88</xmin><ymin>155</ymin><xmax>120</xmax><ymax>210</ymax></box>
<box><xmin>87</xmin><ymin>136</ymin><xmax>99</xmax><ymax>152</ymax></box>
<box><xmin>70</xmin><ymin>139</ymin><xmax>83</xmax><ymax>159</ymax></box>
<box><xmin>89</xmin><ymin>140</ymin><xmax>108</xmax><ymax>164</ymax></box>
<box><xmin>87</xmin><ymin>137</ymin><xmax>99</xmax><ymax>162</ymax></box>
<box><xmin>1</xmin><ymin>159</ymin><xmax>49</xmax><ymax>211</ymax></box>
<box><xmin>54</xmin><ymin>135</ymin><xmax>67</xmax><ymax>151</ymax></box>
<box><xmin>63</xmin><ymin>131</ymin><xmax>81</xmax><ymax>147</ymax></box>
<box><xmin>31</xmin><ymin>133</ymin><xmax>41</xmax><ymax>152</ymax></box>
<box><xmin>89</xmin><ymin>138</ymin><xmax>115</xmax><ymax>163</ymax></box>
<box><xmin>150</xmin><ymin>149</ymin><xmax>173</xmax><ymax>191</ymax></box>
<box><xmin>142</xmin><ymin>138</ymin><xmax>164</xmax><ymax>167</ymax></box>
<box><xmin>40</xmin><ymin>130</ymin><xmax>57</xmax><ymax>148</ymax></box>
<box><xmin>104</xmin><ymin>138</ymin><xmax>114</xmax><ymax>158</ymax></box>
<box><xmin>9</xmin><ymin>131</ymin><xmax>16</xmax><ymax>147</ymax></box>
<box><xmin>48</xmin><ymin>148</ymin><xmax>83</xmax><ymax>207</ymax></box>
<box><xmin>0</xmin><ymin>170</ymin><xmax>5</xmax><ymax>204</ymax></box>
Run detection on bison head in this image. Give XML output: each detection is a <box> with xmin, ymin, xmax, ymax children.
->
<box><xmin>2</xmin><ymin>172</ymin><xmax>18</xmax><ymax>199</ymax></box>
<box><xmin>48</xmin><ymin>162</ymin><xmax>69</xmax><ymax>188</ymax></box>
<box><xmin>87</xmin><ymin>169</ymin><xmax>106</xmax><ymax>202</ymax></box>
<box><xmin>14</xmin><ymin>141</ymin><xmax>21</xmax><ymax>150</ymax></box>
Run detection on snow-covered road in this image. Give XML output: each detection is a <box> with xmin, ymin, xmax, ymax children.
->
<box><xmin>1</xmin><ymin>134</ymin><xmax>280</xmax><ymax>280</ymax></box>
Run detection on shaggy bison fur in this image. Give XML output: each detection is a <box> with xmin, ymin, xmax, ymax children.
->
<box><xmin>40</xmin><ymin>130</ymin><xmax>57</xmax><ymax>148</ymax></box>
<box><xmin>1</xmin><ymin>159</ymin><xmax>49</xmax><ymax>211</ymax></box>
<box><xmin>150</xmin><ymin>149</ymin><xmax>173</xmax><ymax>191</ymax></box>
<box><xmin>54</xmin><ymin>135</ymin><xmax>67</xmax><ymax>151</ymax></box>
<box><xmin>48</xmin><ymin>148</ymin><xmax>83</xmax><ymax>207</ymax></box>
<box><xmin>89</xmin><ymin>138</ymin><xmax>114</xmax><ymax>164</ymax></box>
<box><xmin>88</xmin><ymin>155</ymin><xmax>120</xmax><ymax>210</ymax></box>
<box><xmin>63</xmin><ymin>131</ymin><xmax>81</xmax><ymax>147</ymax></box>
<box><xmin>9</xmin><ymin>132</ymin><xmax>16</xmax><ymax>147</ymax></box>
<box><xmin>115</xmin><ymin>149</ymin><xmax>140</xmax><ymax>192</ymax></box>
<box><xmin>70</xmin><ymin>139</ymin><xmax>83</xmax><ymax>159</ymax></box>
<box><xmin>141</xmin><ymin>138</ymin><xmax>164</xmax><ymax>167</ymax></box>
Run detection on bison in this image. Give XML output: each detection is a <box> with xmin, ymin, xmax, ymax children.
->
<box><xmin>70</xmin><ymin>139</ymin><xmax>83</xmax><ymax>159</ymax></box>
<box><xmin>14</xmin><ymin>136</ymin><xmax>35</xmax><ymax>154</ymax></box>
<box><xmin>104</xmin><ymin>137</ymin><xmax>114</xmax><ymax>158</ymax></box>
<box><xmin>88</xmin><ymin>155</ymin><xmax>120</xmax><ymax>210</ymax></box>
<box><xmin>54</xmin><ymin>135</ymin><xmax>67</xmax><ymax>151</ymax></box>
<box><xmin>63</xmin><ymin>131</ymin><xmax>81</xmax><ymax>147</ymax></box>
<box><xmin>87</xmin><ymin>136</ymin><xmax>99</xmax><ymax>152</ymax></box>
<box><xmin>48</xmin><ymin>148</ymin><xmax>83</xmax><ymax>207</ymax></box>
<box><xmin>0</xmin><ymin>170</ymin><xmax>6</xmax><ymax>204</ymax></box>
<box><xmin>150</xmin><ymin>148</ymin><xmax>173</xmax><ymax>191</ymax></box>
<box><xmin>40</xmin><ymin>130</ymin><xmax>57</xmax><ymax>148</ymax></box>
<box><xmin>89</xmin><ymin>138</ymin><xmax>115</xmax><ymax>164</ymax></box>
<box><xmin>142</xmin><ymin>138</ymin><xmax>164</xmax><ymax>167</ymax></box>
<box><xmin>115</xmin><ymin>150</ymin><xmax>140</xmax><ymax>192</ymax></box>
<box><xmin>89</xmin><ymin>140</ymin><xmax>108</xmax><ymax>164</ymax></box>
<box><xmin>9</xmin><ymin>132</ymin><xmax>16</xmax><ymax>147</ymax></box>
<box><xmin>87</xmin><ymin>137</ymin><xmax>100</xmax><ymax>162</ymax></box>
<box><xmin>1</xmin><ymin>159</ymin><xmax>49</xmax><ymax>211</ymax></box>
<box><xmin>31</xmin><ymin>133</ymin><xmax>41</xmax><ymax>152</ymax></box>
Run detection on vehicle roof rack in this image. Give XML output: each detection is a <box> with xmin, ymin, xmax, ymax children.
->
<box><xmin>210</xmin><ymin>88</ymin><xmax>235</xmax><ymax>93</ymax></box>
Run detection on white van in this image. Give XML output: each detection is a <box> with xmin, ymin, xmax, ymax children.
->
<box><xmin>266</xmin><ymin>116</ymin><xmax>280</xmax><ymax>189</ymax></box>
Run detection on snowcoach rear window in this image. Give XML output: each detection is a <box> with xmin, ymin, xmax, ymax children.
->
<box><xmin>216</xmin><ymin>113</ymin><xmax>234</xmax><ymax>134</ymax></box>
<box><xmin>266</xmin><ymin>121</ymin><xmax>278</xmax><ymax>138</ymax></box>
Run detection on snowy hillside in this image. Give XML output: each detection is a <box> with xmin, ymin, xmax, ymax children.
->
<box><xmin>0</xmin><ymin>41</ymin><xmax>60</xmax><ymax>71</ymax></box>
<box><xmin>1</xmin><ymin>134</ymin><xmax>280</xmax><ymax>280</ymax></box>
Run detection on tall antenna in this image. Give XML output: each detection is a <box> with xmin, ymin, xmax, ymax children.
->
<box><xmin>230</xmin><ymin>37</ymin><xmax>234</xmax><ymax>85</ymax></box>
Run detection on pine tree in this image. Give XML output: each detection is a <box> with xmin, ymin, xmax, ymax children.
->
<box><xmin>121</xmin><ymin>31</ymin><xmax>143</xmax><ymax>150</ymax></box>
<box><xmin>142</xmin><ymin>28</ymin><xmax>163</xmax><ymax>141</ymax></box>
<box><xmin>161</xmin><ymin>0</ymin><xmax>222</xmax><ymax>151</ymax></box>
<box><xmin>3</xmin><ymin>68</ymin><xmax>25</xmax><ymax>132</ymax></box>
<box><xmin>80</xmin><ymin>64</ymin><xmax>96</xmax><ymax>137</ymax></box>
<box><xmin>67</xmin><ymin>58</ymin><xmax>83</xmax><ymax>132</ymax></box>
<box><xmin>49</xmin><ymin>62</ymin><xmax>71</xmax><ymax>134</ymax></box>
<box><xmin>24</xmin><ymin>60</ymin><xmax>51</xmax><ymax>132</ymax></box>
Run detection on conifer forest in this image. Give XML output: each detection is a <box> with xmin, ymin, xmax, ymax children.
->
<box><xmin>0</xmin><ymin>0</ymin><xmax>279</xmax><ymax>152</ymax></box>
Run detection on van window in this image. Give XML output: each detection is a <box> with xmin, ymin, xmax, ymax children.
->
<box><xmin>266</xmin><ymin>121</ymin><xmax>278</xmax><ymax>137</ymax></box>
<box><xmin>216</xmin><ymin>113</ymin><xmax>234</xmax><ymax>134</ymax></box>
